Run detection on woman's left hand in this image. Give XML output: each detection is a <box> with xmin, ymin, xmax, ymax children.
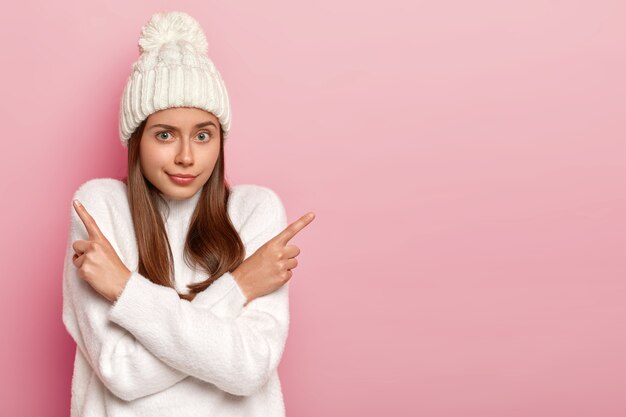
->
<box><xmin>71</xmin><ymin>199</ymin><xmax>131</xmax><ymax>303</ymax></box>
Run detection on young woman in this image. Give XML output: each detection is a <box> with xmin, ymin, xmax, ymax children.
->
<box><xmin>62</xmin><ymin>11</ymin><xmax>314</xmax><ymax>416</ymax></box>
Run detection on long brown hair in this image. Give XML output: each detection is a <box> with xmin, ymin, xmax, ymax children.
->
<box><xmin>121</xmin><ymin>118</ymin><xmax>246</xmax><ymax>301</ymax></box>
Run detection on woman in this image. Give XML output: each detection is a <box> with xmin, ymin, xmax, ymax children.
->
<box><xmin>62</xmin><ymin>11</ymin><xmax>314</xmax><ymax>417</ymax></box>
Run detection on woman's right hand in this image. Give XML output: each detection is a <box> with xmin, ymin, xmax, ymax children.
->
<box><xmin>231</xmin><ymin>212</ymin><xmax>315</xmax><ymax>305</ymax></box>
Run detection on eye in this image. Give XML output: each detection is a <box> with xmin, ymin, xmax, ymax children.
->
<box><xmin>196</xmin><ymin>131</ymin><xmax>212</xmax><ymax>142</ymax></box>
<box><xmin>155</xmin><ymin>131</ymin><xmax>171</xmax><ymax>141</ymax></box>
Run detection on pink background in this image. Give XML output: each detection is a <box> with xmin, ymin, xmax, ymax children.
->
<box><xmin>1</xmin><ymin>1</ymin><xmax>625</xmax><ymax>415</ymax></box>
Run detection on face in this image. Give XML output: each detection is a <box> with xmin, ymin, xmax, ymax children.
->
<box><xmin>139</xmin><ymin>107</ymin><xmax>221</xmax><ymax>200</ymax></box>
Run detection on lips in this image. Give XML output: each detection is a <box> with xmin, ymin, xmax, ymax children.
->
<box><xmin>168</xmin><ymin>173</ymin><xmax>197</xmax><ymax>178</ymax></box>
<box><xmin>167</xmin><ymin>173</ymin><xmax>197</xmax><ymax>185</ymax></box>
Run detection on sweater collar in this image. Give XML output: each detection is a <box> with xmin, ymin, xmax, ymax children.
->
<box><xmin>158</xmin><ymin>188</ymin><xmax>202</xmax><ymax>222</ymax></box>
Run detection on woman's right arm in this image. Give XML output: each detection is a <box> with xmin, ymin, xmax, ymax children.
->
<box><xmin>106</xmin><ymin>187</ymin><xmax>292</xmax><ymax>397</ymax></box>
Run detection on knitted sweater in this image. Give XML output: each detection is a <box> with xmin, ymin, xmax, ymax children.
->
<box><xmin>62</xmin><ymin>178</ymin><xmax>290</xmax><ymax>417</ymax></box>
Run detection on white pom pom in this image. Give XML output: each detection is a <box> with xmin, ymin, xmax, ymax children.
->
<box><xmin>138</xmin><ymin>11</ymin><xmax>208</xmax><ymax>54</ymax></box>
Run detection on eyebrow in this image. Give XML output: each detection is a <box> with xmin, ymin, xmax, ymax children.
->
<box><xmin>148</xmin><ymin>121</ymin><xmax>217</xmax><ymax>131</ymax></box>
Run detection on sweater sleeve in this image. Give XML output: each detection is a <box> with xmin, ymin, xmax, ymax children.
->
<box><xmin>61</xmin><ymin>181</ymin><xmax>253</xmax><ymax>402</ymax></box>
<box><xmin>107</xmin><ymin>188</ymin><xmax>290</xmax><ymax>397</ymax></box>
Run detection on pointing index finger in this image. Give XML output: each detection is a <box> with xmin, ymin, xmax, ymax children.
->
<box><xmin>73</xmin><ymin>200</ymin><xmax>105</xmax><ymax>241</ymax></box>
<box><xmin>274</xmin><ymin>212</ymin><xmax>315</xmax><ymax>245</ymax></box>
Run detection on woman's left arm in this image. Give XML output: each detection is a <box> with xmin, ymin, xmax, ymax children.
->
<box><xmin>64</xmin><ymin>180</ymin><xmax>277</xmax><ymax>401</ymax></box>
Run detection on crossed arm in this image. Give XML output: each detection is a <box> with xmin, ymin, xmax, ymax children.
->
<box><xmin>62</xmin><ymin>184</ymin><xmax>289</xmax><ymax>402</ymax></box>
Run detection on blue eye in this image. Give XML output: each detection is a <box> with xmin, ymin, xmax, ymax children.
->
<box><xmin>197</xmin><ymin>131</ymin><xmax>212</xmax><ymax>142</ymax></box>
<box><xmin>156</xmin><ymin>131</ymin><xmax>171</xmax><ymax>141</ymax></box>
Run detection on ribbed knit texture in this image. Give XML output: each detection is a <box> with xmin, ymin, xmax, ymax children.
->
<box><xmin>62</xmin><ymin>178</ymin><xmax>289</xmax><ymax>416</ymax></box>
<box><xmin>119</xmin><ymin>11</ymin><xmax>232</xmax><ymax>147</ymax></box>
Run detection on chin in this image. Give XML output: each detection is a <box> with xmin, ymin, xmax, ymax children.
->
<box><xmin>172</xmin><ymin>186</ymin><xmax>201</xmax><ymax>199</ymax></box>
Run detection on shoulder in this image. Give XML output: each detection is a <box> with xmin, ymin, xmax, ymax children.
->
<box><xmin>74</xmin><ymin>177</ymin><xmax>126</xmax><ymax>197</ymax></box>
<box><xmin>73</xmin><ymin>178</ymin><xmax>127</xmax><ymax>200</ymax></box>
<box><xmin>72</xmin><ymin>177</ymin><xmax>129</xmax><ymax>215</ymax></box>
<box><xmin>228</xmin><ymin>184</ymin><xmax>287</xmax><ymax>228</ymax></box>
<box><xmin>229</xmin><ymin>184</ymin><xmax>283</xmax><ymax>207</ymax></box>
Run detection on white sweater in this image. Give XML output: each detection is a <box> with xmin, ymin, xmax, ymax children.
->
<box><xmin>62</xmin><ymin>178</ymin><xmax>290</xmax><ymax>417</ymax></box>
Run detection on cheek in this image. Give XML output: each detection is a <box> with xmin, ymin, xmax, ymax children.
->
<box><xmin>140</xmin><ymin>143</ymin><xmax>169</xmax><ymax>169</ymax></box>
<box><xmin>199</xmin><ymin>148</ymin><xmax>220</xmax><ymax>170</ymax></box>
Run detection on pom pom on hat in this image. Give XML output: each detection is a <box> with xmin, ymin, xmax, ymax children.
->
<box><xmin>118</xmin><ymin>10</ymin><xmax>231</xmax><ymax>147</ymax></box>
<box><xmin>138</xmin><ymin>11</ymin><xmax>208</xmax><ymax>55</ymax></box>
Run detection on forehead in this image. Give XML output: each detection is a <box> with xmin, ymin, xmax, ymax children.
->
<box><xmin>147</xmin><ymin>107</ymin><xmax>218</xmax><ymax>124</ymax></box>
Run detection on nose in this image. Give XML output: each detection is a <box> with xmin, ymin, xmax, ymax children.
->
<box><xmin>174</xmin><ymin>137</ymin><xmax>194</xmax><ymax>166</ymax></box>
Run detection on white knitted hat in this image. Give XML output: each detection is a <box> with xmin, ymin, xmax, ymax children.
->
<box><xmin>118</xmin><ymin>11</ymin><xmax>231</xmax><ymax>147</ymax></box>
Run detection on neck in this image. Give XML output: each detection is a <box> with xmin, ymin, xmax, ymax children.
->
<box><xmin>158</xmin><ymin>188</ymin><xmax>202</xmax><ymax>221</ymax></box>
